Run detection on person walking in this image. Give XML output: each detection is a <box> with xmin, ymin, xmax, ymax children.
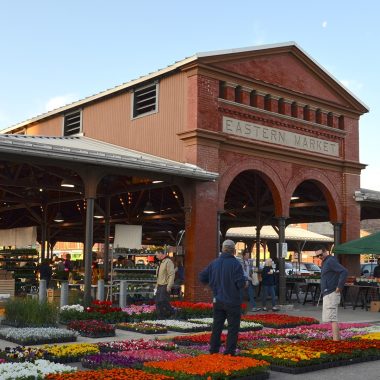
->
<box><xmin>261</xmin><ymin>258</ymin><xmax>279</xmax><ymax>311</ymax></box>
<box><xmin>316</xmin><ymin>245</ymin><xmax>348</xmax><ymax>341</ymax></box>
<box><xmin>373</xmin><ymin>258</ymin><xmax>380</xmax><ymax>278</ymax></box>
<box><xmin>155</xmin><ymin>249</ymin><xmax>175</xmax><ymax>319</ymax></box>
<box><xmin>247</xmin><ymin>261</ymin><xmax>261</xmax><ymax>312</ymax></box>
<box><xmin>199</xmin><ymin>239</ymin><xmax>246</xmax><ymax>356</ymax></box>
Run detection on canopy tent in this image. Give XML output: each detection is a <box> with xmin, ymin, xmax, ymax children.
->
<box><xmin>333</xmin><ymin>231</ymin><xmax>380</xmax><ymax>255</ymax></box>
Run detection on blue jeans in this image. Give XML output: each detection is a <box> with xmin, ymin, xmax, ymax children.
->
<box><xmin>210</xmin><ymin>301</ymin><xmax>241</xmax><ymax>355</ymax></box>
<box><xmin>247</xmin><ymin>283</ymin><xmax>257</xmax><ymax>308</ymax></box>
<box><xmin>261</xmin><ymin>285</ymin><xmax>276</xmax><ymax>307</ymax></box>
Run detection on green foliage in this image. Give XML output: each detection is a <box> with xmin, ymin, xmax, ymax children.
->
<box><xmin>59</xmin><ymin>309</ymin><xmax>127</xmax><ymax>324</ymax></box>
<box><xmin>3</xmin><ymin>297</ymin><xmax>59</xmax><ymax>327</ymax></box>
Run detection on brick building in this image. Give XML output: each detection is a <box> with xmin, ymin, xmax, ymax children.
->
<box><xmin>0</xmin><ymin>42</ymin><xmax>369</xmax><ymax>302</ymax></box>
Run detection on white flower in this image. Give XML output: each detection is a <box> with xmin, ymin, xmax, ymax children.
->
<box><xmin>144</xmin><ymin>319</ymin><xmax>207</xmax><ymax>329</ymax></box>
<box><xmin>188</xmin><ymin>318</ymin><xmax>262</xmax><ymax>329</ymax></box>
<box><xmin>0</xmin><ymin>327</ymin><xmax>78</xmax><ymax>343</ymax></box>
<box><xmin>0</xmin><ymin>359</ymin><xmax>75</xmax><ymax>379</ymax></box>
<box><xmin>60</xmin><ymin>304</ymin><xmax>84</xmax><ymax>312</ymax></box>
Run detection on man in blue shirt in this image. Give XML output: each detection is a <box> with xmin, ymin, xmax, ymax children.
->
<box><xmin>199</xmin><ymin>239</ymin><xmax>246</xmax><ymax>355</ymax></box>
<box><xmin>316</xmin><ymin>245</ymin><xmax>348</xmax><ymax>341</ymax></box>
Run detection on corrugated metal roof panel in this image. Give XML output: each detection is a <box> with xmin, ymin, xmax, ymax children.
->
<box><xmin>0</xmin><ymin>134</ymin><xmax>218</xmax><ymax>181</ymax></box>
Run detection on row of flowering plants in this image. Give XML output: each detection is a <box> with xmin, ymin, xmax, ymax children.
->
<box><xmin>144</xmin><ymin>319</ymin><xmax>210</xmax><ymax>332</ymax></box>
<box><xmin>97</xmin><ymin>339</ymin><xmax>177</xmax><ymax>353</ymax></box>
<box><xmin>143</xmin><ymin>353</ymin><xmax>270</xmax><ymax>380</ymax></box>
<box><xmin>59</xmin><ymin>302</ymin><xmax>127</xmax><ymax>324</ymax></box>
<box><xmin>121</xmin><ymin>305</ymin><xmax>157</xmax><ymax>321</ymax></box>
<box><xmin>170</xmin><ymin>301</ymin><xmax>248</xmax><ymax>320</ymax></box>
<box><xmin>0</xmin><ymin>327</ymin><xmax>77</xmax><ymax>345</ymax></box>
<box><xmin>43</xmin><ymin>343</ymin><xmax>100</xmax><ymax>363</ymax></box>
<box><xmin>242</xmin><ymin>339</ymin><xmax>380</xmax><ymax>373</ymax></box>
<box><xmin>241</xmin><ymin>313</ymin><xmax>319</xmax><ymax>328</ymax></box>
<box><xmin>0</xmin><ymin>359</ymin><xmax>76</xmax><ymax>379</ymax></box>
<box><xmin>188</xmin><ymin>317</ymin><xmax>263</xmax><ymax>332</ymax></box>
<box><xmin>82</xmin><ymin>349</ymin><xmax>190</xmax><ymax>370</ymax></box>
<box><xmin>0</xmin><ymin>346</ymin><xmax>46</xmax><ymax>362</ymax></box>
<box><xmin>45</xmin><ymin>367</ymin><xmax>174</xmax><ymax>380</ymax></box>
<box><xmin>116</xmin><ymin>322</ymin><xmax>168</xmax><ymax>334</ymax></box>
<box><xmin>67</xmin><ymin>320</ymin><xmax>115</xmax><ymax>338</ymax></box>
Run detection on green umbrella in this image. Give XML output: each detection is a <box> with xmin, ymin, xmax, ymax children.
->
<box><xmin>333</xmin><ymin>232</ymin><xmax>380</xmax><ymax>255</ymax></box>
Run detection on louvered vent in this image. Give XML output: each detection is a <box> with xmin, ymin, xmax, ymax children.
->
<box><xmin>63</xmin><ymin>110</ymin><xmax>82</xmax><ymax>136</ymax></box>
<box><xmin>133</xmin><ymin>83</ymin><xmax>158</xmax><ymax>118</ymax></box>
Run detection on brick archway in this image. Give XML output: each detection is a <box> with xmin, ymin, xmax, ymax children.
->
<box><xmin>285</xmin><ymin>168</ymin><xmax>341</xmax><ymax>222</ymax></box>
<box><xmin>218</xmin><ymin>158</ymin><xmax>285</xmax><ymax>217</ymax></box>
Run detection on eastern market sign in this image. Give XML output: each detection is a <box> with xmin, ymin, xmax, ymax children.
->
<box><xmin>223</xmin><ymin>116</ymin><xmax>339</xmax><ymax>157</ymax></box>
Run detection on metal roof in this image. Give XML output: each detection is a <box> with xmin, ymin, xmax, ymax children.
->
<box><xmin>0</xmin><ymin>134</ymin><xmax>218</xmax><ymax>181</ymax></box>
<box><xmin>227</xmin><ymin>225</ymin><xmax>333</xmax><ymax>242</ymax></box>
<box><xmin>1</xmin><ymin>42</ymin><xmax>368</xmax><ymax>134</ymax></box>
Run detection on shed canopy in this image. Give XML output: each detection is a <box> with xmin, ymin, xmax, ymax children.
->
<box><xmin>333</xmin><ymin>232</ymin><xmax>380</xmax><ymax>255</ymax></box>
<box><xmin>227</xmin><ymin>225</ymin><xmax>333</xmax><ymax>242</ymax></box>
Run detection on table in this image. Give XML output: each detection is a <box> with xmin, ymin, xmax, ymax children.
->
<box><xmin>343</xmin><ymin>284</ymin><xmax>380</xmax><ymax>310</ymax></box>
<box><xmin>302</xmin><ymin>282</ymin><xmax>321</xmax><ymax>305</ymax></box>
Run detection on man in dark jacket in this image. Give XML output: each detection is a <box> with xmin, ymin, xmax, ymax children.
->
<box><xmin>199</xmin><ymin>239</ymin><xmax>246</xmax><ymax>355</ymax></box>
<box><xmin>316</xmin><ymin>245</ymin><xmax>348</xmax><ymax>341</ymax></box>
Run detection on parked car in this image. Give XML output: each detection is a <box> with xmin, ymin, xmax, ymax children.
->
<box><xmin>292</xmin><ymin>262</ymin><xmax>321</xmax><ymax>275</ymax></box>
<box><xmin>361</xmin><ymin>263</ymin><xmax>377</xmax><ymax>277</ymax></box>
<box><xmin>285</xmin><ymin>262</ymin><xmax>294</xmax><ymax>275</ymax></box>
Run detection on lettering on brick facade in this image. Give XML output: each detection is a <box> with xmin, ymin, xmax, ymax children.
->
<box><xmin>223</xmin><ymin>116</ymin><xmax>338</xmax><ymax>157</ymax></box>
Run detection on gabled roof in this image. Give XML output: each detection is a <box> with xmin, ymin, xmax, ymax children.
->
<box><xmin>0</xmin><ymin>134</ymin><xmax>218</xmax><ymax>181</ymax></box>
<box><xmin>1</xmin><ymin>42</ymin><xmax>368</xmax><ymax>133</ymax></box>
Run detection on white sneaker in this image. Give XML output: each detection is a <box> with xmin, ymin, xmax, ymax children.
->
<box><xmin>272</xmin><ymin>306</ymin><xmax>279</xmax><ymax>311</ymax></box>
<box><xmin>262</xmin><ymin>307</ymin><xmax>267</xmax><ymax>311</ymax></box>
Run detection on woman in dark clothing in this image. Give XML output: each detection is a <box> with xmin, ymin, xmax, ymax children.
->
<box><xmin>261</xmin><ymin>258</ymin><xmax>279</xmax><ymax>311</ymax></box>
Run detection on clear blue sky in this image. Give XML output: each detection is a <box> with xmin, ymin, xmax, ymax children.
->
<box><xmin>0</xmin><ymin>1</ymin><xmax>378</xmax><ymax>190</ymax></box>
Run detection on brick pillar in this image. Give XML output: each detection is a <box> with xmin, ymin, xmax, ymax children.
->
<box><xmin>184</xmin><ymin>181</ymin><xmax>219</xmax><ymax>302</ymax></box>
<box><xmin>241</xmin><ymin>86</ymin><xmax>252</xmax><ymax>106</ymax></box>
<box><xmin>256</xmin><ymin>91</ymin><xmax>266</xmax><ymax>109</ymax></box>
<box><xmin>340</xmin><ymin>172</ymin><xmax>361</xmax><ymax>276</ymax></box>
<box><xmin>283</xmin><ymin>100</ymin><xmax>292</xmax><ymax>116</ymax></box>
<box><xmin>225</xmin><ymin>82</ymin><xmax>237</xmax><ymax>102</ymax></box>
<box><xmin>265</xmin><ymin>95</ymin><xmax>279</xmax><ymax>113</ymax></box>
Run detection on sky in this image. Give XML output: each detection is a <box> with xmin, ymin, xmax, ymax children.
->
<box><xmin>0</xmin><ymin>1</ymin><xmax>379</xmax><ymax>190</ymax></box>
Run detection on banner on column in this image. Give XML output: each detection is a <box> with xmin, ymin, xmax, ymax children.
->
<box><xmin>276</xmin><ymin>242</ymin><xmax>288</xmax><ymax>258</ymax></box>
<box><xmin>114</xmin><ymin>225</ymin><xmax>142</xmax><ymax>249</ymax></box>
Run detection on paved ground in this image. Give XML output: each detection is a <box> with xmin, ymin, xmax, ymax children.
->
<box><xmin>1</xmin><ymin>302</ymin><xmax>380</xmax><ymax>379</ymax></box>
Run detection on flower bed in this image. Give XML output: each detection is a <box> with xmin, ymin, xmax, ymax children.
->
<box><xmin>144</xmin><ymin>319</ymin><xmax>209</xmax><ymax>332</ymax></box>
<box><xmin>144</xmin><ymin>353</ymin><xmax>269</xmax><ymax>379</ymax></box>
<box><xmin>67</xmin><ymin>320</ymin><xmax>115</xmax><ymax>338</ymax></box>
<box><xmin>81</xmin><ymin>352</ymin><xmax>142</xmax><ymax>369</ymax></box>
<box><xmin>0</xmin><ymin>359</ymin><xmax>75</xmax><ymax>379</ymax></box>
<box><xmin>0</xmin><ymin>346</ymin><xmax>46</xmax><ymax>362</ymax></box>
<box><xmin>243</xmin><ymin>339</ymin><xmax>380</xmax><ymax>373</ymax></box>
<box><xmin>60</xmin><ymin>301</ymin><xmax>126</xmax><ymax>324</ymax></box>
<box><xmin>241</xmin><ymin>313</ymin><xmax>319</xmax><ymax>328</ymax></box>
<box><xmin>121</xmin><ymin>304</ymin><xmax>156</xmax><ymax>321</ymax></box>
<box><xmin>97</xmin><ymin>339</ymin><xmax>176</xmax><ymax>353</ymax></box>
<box><xmin>45</xmin><ymin>367</ymin><xmax>174</xmax><ymax>380</ymax></box>
<box><xmin>170</xmin><ymin>301</ymin><xmax>214</xmax><ymax>319</ymax></box>
<box><xmin>188</xmin><ymin>318</ymin><xmax>263</xmax><ymax>332</ymax></box>
<box><xmin>43</xmin><ymin>343</ymin><xmax>100</xmax><ymax>363</ymax></box>
<box><xmin>0</xmin><ymin>327</ymin><xmax>77</xmax><ymax>345</ymax></box>
<box><xmin>82</xmin><ymin>349</ymin><xmax>190</xmax><ymax>370</ymax></box>
<box><xmin>116</xmin><ymin>322</ymin><xmax>167</xmax><ymax>334</ymax></box>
